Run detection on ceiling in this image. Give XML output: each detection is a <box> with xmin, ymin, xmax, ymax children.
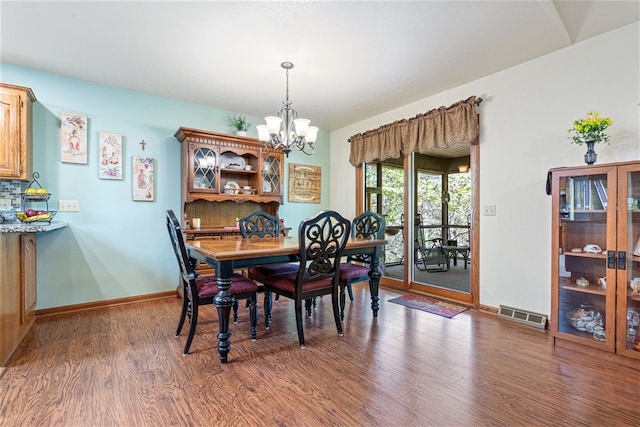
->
<box><xmin>1</xmin><ymin>1</ymin><xmax>638</xmax><ymax>136</ymax></box>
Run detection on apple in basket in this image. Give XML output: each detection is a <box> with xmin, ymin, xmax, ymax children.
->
<box><xmin>25</xmin><ymin>208</ymin><xmax>37</xmax><ymax>217</ymax></box>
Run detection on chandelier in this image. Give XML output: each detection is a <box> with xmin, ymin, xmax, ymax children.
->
<box><xmin>256</xmin><ymin>62</ymin><xmax>318</xmax><ymax>157</ymax></box>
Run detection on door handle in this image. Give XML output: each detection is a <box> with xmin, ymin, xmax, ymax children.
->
<box><xmin>607</xmin><ymin>250</ymin><xmax>616</xmax><ymax>269</ymax></box>
<box><xmin>617</xmin><ymin>251</ymin><xmax>626</xmax><ymax>270</ymax></box>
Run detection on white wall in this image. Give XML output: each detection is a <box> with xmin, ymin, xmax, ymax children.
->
<box><xmin>330</xmin><ymin>23</ymin><xmax>640</xmax><ymax>316</ymax></box>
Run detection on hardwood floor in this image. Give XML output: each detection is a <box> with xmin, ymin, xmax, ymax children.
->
<box><xmin>1</xmin><ymin>283</ymin><xmax>638</xmax><ymax>426</ymax></box>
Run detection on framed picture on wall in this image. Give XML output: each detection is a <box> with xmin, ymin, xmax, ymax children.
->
<box><xmin>98</xmin><ymin>132</ymin><xmax>123</xmax><ymax>180</ymax></box>
<box><xmin>288</xmin><ymin>163</ymin><xmax>321</xmax><ymax>203</ymax></box>
<box><xmin>132</xmin><ymin>156</ymin><xmax>154</xmax><ymax>201</ymax></box>
<box><xmin>61</xmin><ymin>113</ymin><xmax>88</xmax><ymax>164</ymax></box>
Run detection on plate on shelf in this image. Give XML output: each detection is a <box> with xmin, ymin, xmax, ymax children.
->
<box><xmin>263</xmin><ymin>181</ymin><xmax>272</xmax><ymax>192</ymax></box>
<box><xmin>220</xmin><ymin>153</ymin><xmax>245</xmax><ymax>170</ymax></box>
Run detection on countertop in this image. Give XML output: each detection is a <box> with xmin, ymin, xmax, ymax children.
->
<box><xmin>0</xmin><ymin>220</ymin><xmax>68</xmax><ymax>233</ymax></box>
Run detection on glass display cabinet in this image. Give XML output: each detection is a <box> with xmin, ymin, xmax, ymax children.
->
<box><xmin>550</xmin><ymin>160</ymin><xmax>639</xmax><ymax>368</ymax></box>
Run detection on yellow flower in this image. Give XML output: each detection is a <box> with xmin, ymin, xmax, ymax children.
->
<box><xmin>568</xmin><ymin>111</ymin><xmax>612</xmax><ymax>144</ymax></box>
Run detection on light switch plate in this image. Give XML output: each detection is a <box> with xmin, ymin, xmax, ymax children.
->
<box><xmin>483</xmin><ymin>205</ymin><xmax>496</xmax><ymax>216</ymax></box>
<box><xmin>59</xmin><ymin>200</ymin><xmax>80</xmax><ymax>212</ymax></box>
<box><xmin>0</xmin><ymin>198</ymin><xmax>11</xmax><ymax>210</ymax></box>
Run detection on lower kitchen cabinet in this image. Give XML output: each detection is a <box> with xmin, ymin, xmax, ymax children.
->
<box><xmin>1</xmin><ymin>232</ymin><xmax>36</xmax><ymax>366</ymax></box>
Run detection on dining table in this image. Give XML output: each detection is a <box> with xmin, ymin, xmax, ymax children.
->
<box><xmin>185</xmin><ymin>235</ymin><xmax>386</xmax><ymax>363</ymax></box>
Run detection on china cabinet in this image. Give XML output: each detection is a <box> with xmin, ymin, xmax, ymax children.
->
<box><xmin>0</xmin><ymin>83</ymin><xmax>36</xmax><ymax>180</ymax></box>
<box><xmin>174</xmin><ymin>127</ymin><xmax>286</xmax><ymax>240</ymax></box>
<box><xmin>550</xmin><ymin>160</ymin><xmax>640</xmax><ymax>369</ymax></box>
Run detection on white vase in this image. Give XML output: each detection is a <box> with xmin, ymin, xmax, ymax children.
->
<box><xmin>236</xmin><ymin>130</ymin><xmax>247</xmax><ymax>137</ymax></box>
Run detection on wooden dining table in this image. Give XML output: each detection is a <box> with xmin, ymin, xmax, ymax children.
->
<box><xmin>186</xmin><ymin>236</ymin><xmax>386</xmax><ymax>363</ymax></box>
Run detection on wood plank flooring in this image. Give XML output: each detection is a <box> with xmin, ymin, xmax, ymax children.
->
<box><xmin>1</xmin><ymin>283</ymin><xmax>638</xmax><ymax>426</ymax></box>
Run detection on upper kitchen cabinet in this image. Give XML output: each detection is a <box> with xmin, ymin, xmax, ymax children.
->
<box><xmin>0</xmin><ymin>83</ymin><xmax>36</xmax><ymax>180</ymax></box>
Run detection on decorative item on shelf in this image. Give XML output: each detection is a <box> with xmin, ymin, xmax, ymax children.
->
<box><xmin>567</xmin><ymin>111</ymin><xmax>613</xmax><ymax>165</ymax></box>
<box><xmin>223</xmin><ymin>180</ymin><xmax>240</xmax><ymax>194</ymax></box>
<box><xmin>567</xmin><ymin>304</ymin><xmax>603</xmax><ymax>333</ymax></box>
<box><xmin>630</xmin><ymin>277</ymin><xmax>640</xmax><ymax>294</ymax></box>
<box><xmin>582</xmin><ymin>244</ymin><xmax>602</xmax><ymax>253</ymax></box>
<box><xmin>256</xmin><ymin>61</ymin><xmax>318</xmax><ymax>157</ymax></box>
<box><xmin>226</xmin><ymin>114</ymin><xmax>251</xmax><ymax>136</ymax></box>
<box><xmin>627</xmin><ymin>308</ymin><xmax>640</xmax><ymax>342</ymax></box>
<box><xmin>597</xmin><ymin>277</ymin><xmax>606</xmax><ymax>289</ymax></box>
<box><xmin>575</xmin><ymin>277</ymin><xmax>589</xmax><ymax>287</ymax></box>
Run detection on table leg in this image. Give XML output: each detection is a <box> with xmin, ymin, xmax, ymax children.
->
<box><xmin>368</xmin><ymin>246</ymin><xmax>383</xmax><ymax>317</ymax></box>
<box><xmin>214</xmin><ymin>261</ymin><xmax>234</xmax><ymax>363</ymax></box>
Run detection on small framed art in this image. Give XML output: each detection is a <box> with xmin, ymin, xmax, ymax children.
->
<box><xmin>98</xmin><ymin>132</ymin><xmax>123</xmax><ymax>179</ymax></box>
<box><xmin>132</xmin><ymin>156</ymin><xmax>154</xmax><ymax>201</ymax></box>
<box><xmin>61</xmin><ymin>113</ymin><xmax>88</xmax><ymax>164</ymax></box>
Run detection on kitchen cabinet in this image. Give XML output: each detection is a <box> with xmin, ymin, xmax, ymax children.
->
<box><xmin>0</xmin><ymin>232</ymin><xmax>36</xmax><ymax>366</ymax></box>
<box><xmin>550</xmin><ymin>160</ymin><xmax>640</xmax><ymax>369</ymax></box>
<box><xmin>0</xmin><ymin>83</ymin><xmax>36</xmax><ymax>180</ymax></box>
<box><xmin>174</xmin><ymin>127</ymin><xmax>285</xmax><ymax>240</ymax></box>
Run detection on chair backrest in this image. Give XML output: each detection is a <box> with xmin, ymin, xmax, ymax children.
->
<box><xmin>348</xmin><ymin>211</ymin><xmax>386</xmax><ymax>264</ymax></box>
<box><xmin>297</xmin><ymin>210</ymin><xmax>351</xmax><ymax>284</ymax></box>
<box><xmin>238</xmin><ymin>211</ymin><xmax>280</xmax><ymax>238</ymax></box>
<box><xmin>166</xmin><ymin>210</ymin><xmax>197</xmax><ymax>282</ymax></box>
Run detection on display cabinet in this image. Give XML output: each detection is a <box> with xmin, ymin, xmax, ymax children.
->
<box><xmin>550</xmin><ymin>160</ymin><xmax>640</xmax><ymax>368</ymax></box>
<box><xmin>174</xmin><ymin>127</ymin><xmax>285</xmax><ymax>240</ymax></box>
<box><xmin>0</xmin><ymin>83</ymin><xmax>36</xmax><ymax>180</ymax></box>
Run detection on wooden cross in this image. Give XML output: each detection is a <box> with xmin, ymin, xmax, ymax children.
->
<box><xmin>140</xmin><ymin>140</ymin><xmax>147</xmax><ymax>151</ymax></box>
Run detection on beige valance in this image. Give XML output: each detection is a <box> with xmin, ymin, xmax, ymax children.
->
<box><xmin>349</xmin><ymin>96</ymin><xmax>480</xmax><ymax>166</ymax></box>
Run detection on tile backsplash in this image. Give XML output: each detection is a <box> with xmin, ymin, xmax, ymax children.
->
<box><xmin>0</xmin><ymin>180</ymin><xmax>23</xmax><ymax>210</ymax></box>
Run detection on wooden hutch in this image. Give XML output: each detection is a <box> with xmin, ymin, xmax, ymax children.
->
<box><xmin>174</xmin><ymin>127</ymin><xmax>287</xmax><ymax>240</ymax></box>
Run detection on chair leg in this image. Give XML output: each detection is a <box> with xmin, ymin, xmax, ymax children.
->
<box><xmin>331</xmin><ymin>288</ymin><xmax>343</xmax><ymax>336</ymax></box>
<box><xmin>305</xmin><ymin>298</ymin><xmax>313</xmax><ymax>316</ymax></box>
<box><xmin>249</xmin><ymin>291</ymin><xmax>257</xmax><ymax>341</ymax></box>
<box><xmin>339</xmin><ymin>280</ymin><xmax>347</xmax><ymax>321</ymax></box>
<box><xmin>347</xmin><ymin>283</ymin><xmax>354</xmax><ymax>302</ymax></box>
<box><xmin>232</xmin><ymin>298</ymin><xmax>239</xmax><ymax>323</ymax></box>
<box><xmin>264</xmin><ymin>291</ymin><xmax>273</xmax><ymax>329</ymax></box>
<box><xmin>295</xmin><ymin>297</ymin><xmax>305</xmax><ymax>348</ymax></box>
<box><xmin>183</xmin><ymin>301</ymin><xmax>199</xmax><ymax>355</ymax></box>
<box><xmin>175</xmin><ymin>292</ymin><xmax>189</xmax><ymax>337</ymax></box>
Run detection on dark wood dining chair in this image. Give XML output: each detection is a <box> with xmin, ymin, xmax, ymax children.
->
<box><xmin>166</xmin><ymin>210</ymin><xmax>259</xmax><ymax>355</ymax></box>
<box><xmin>238</xmin><ymin>211</ymin><xmax>299</xmax><ymax>325</ymax></box>
<box><xmin>260</xmin><ymin>210</ymin><xmax>351</xmax><ymax>347</ymax></box>
<box><xmin>339</xmin><ymin>211</ymin><xmax>386</xmax><ymax>320</ymax></box>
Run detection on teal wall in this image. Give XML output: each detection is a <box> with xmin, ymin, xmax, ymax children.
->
<box><xmin>1</xmin><ymin>63</ymin><xmax>331</xmax><ymax>309</ymax></box>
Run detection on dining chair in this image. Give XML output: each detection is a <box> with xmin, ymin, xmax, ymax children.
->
<box><xmin>166</xmin><ymin>210</ymin><xmax>259</xmax><ymax>355</ymax></box>
<box><xmin>338</xmin><ymin>211</ymin><xmax>386</xmax><ymax>320</ymax></box>
<box><xmin>260</xmin><ymin>210</ymin><xmax>351</xmax><ymax>347</ymax></box>
<box><xmin>238</xmin><ymin>211</ymin><xmax>299</xmax><ymax>325</ymax></box>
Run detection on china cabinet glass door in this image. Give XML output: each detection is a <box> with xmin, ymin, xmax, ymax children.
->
<box><xmin>261</xmin><ymin>154</ymin><xmax>282</xmax><ymax>195</ymax></box>
<box><xmin>617</xmin><ymin>164</ymin><xmax>640</xmax><ymax>358</ymax></box>
<box><xmin>190</xmin><ymin>144</ymin><xmax>218</xmax><ymax>192</ymax></box>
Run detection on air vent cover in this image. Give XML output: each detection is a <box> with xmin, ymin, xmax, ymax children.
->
<box><xmin>497</xmin><ymin>305</ymin><xmax>547</xmax><ymax>329</ymax></box>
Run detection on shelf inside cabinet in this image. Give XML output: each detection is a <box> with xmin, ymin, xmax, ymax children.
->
<box><xmin>559</xmin><ymin>278</ymin><xmax>607</xmax><ymax>296</ymax></box>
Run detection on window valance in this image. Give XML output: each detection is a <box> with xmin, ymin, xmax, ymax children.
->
<box><xmin>349</xmin><ymin>96</ymin><xmax>480</xmax><ymax>166</ymax></box>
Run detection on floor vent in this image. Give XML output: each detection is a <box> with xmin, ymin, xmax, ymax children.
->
<box><xmin>497</xmin><ymin>305</ymin><xmax>547</xmax><ymax>329</ymax></box>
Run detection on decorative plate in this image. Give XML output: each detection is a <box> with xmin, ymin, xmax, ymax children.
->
<box><xmin>224</xmin><ymin>180</ymin><xmax>239</xmax><ymax>189</ymax></box>
<box><xmin>221</xmin><ymin>153</ymin><xmax>245</xmax><ymax>170</ymax></box>
<box><xmin>263</xmin><ymin>181</ymin><xmax>272</xmax><ymax>192</ymax></box>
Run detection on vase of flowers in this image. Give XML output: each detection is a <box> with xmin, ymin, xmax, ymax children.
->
<box><xmin>567</xmin><ymin>111</ymin><xmax>613</xmax><ymax>165</ymax></box>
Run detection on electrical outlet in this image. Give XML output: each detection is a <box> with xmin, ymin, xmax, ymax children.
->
<box><xmin>59</xmin><ymin>200</ymin><xmax>80</xmax><ymax>212</ymax></box>
<box><xmin>483</xmin><ymin>205</ymin><xmax>496</xmax><ymax>216</ymax></box>
<box><xmin>0</xmin><ymin>198</ymin><xmax>11</xmax><ymax>210</ymax></box>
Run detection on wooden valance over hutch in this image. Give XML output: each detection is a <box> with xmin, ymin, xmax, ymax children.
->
<box><xmin>174</xmin><ymin>127</ymin><xmax>286</xmax><ymax>239</ymax></box>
